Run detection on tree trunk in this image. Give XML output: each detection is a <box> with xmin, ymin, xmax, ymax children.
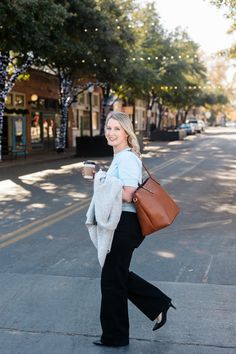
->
<box><xmin>176</xmin><ymin>110</ymin><xmax>180</xmax><ymax>128</ymax></box>
<box><xmin>184</xmin><ymin>107</ymin><xmax>190</xmax><ymax>123</ymax></box>
<box><xmin>56</xmin><ymin>71</ymin><xmax>73</xmax><ymax>152</ymax></box>
<box><xmin>100</xmin><ymin>84</ymin><xmax>111</xmax><ymax>135</ymax></box>
<box><xmin>0</xmin><ymin>101</ymin><xmax>5</xmax><ymax>161</ymax></box>
<box><xmin>57</xmin><ymin>103</ymin><xmax>69</xmax><ymax>152</ymax></box>
<box><xmin>0</xmin><ymin>52</ymin><xmax>33</xmax><ymax>161</ymax></box>
<box><xmin>132</xmin><ymin>103</ymin><xmax>136</xmax><ymax>130</ymax></box>
<box><xmin>157</xmin><ymin>103</ymin><xmax>164</xmax><ymax>130</ymax></box>
<box><xmin>146</xmin><ymin>92</ymin><xmax>155</xmax><ymax>137</ymax></box>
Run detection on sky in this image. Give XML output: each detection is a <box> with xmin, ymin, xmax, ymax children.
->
<box><xmin>140</xmin><ymin>0</ymin><xmax>235</xmax><ymax>55</ymax></box>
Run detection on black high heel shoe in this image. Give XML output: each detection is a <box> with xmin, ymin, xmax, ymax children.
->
<box><xmin>152</xmin><ymin>303</ymin><xmax>176</xmax><ymax>331</ymax></box>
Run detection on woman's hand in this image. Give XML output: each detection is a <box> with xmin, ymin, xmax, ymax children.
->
<box><xmin>122</xmin><ymin>186</ymin><xmax>136</xmax><ymax>203</ymax></box>
<box><xmin>81</xmin><ymin>167</ymin><xmax>96</xmax><ymax>180</ymax></box>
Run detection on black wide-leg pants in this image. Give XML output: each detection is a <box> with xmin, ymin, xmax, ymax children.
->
<box><xmin>100</xmin><ymin>212</ymin><xmax>171</xmax><ymax>346</ymax></box>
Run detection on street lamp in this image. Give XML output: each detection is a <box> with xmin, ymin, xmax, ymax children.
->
<box><xmin>88</xmin><ymin>85</ymin><xmax>94</xmax><ymax>137</ymax></box>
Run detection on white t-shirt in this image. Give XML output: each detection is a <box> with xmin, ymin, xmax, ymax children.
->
<box><xmin>106</xmin><ymin>148</ymin><xmax>142</xmax><ymax>212</ymax></box>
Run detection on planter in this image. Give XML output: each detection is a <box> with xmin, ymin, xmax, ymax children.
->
<box><xmin>75</xmin><ymin>135</ymin><xmax>113</xmax><ymax>157</ymax></box>
<box><xmin>150</xmin><ymin>129</ymin><xmax>186</xmax><ymax>141</ymax></box>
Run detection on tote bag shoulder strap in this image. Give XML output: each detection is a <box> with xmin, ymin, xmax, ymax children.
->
<box><xmin>142</xmin><ymin>162</ymin><xmax>151</xmax><ymax>178</ymax></box>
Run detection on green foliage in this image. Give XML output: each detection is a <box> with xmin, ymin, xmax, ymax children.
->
<box><xmin>34</xmin><ymin>0</ymin><xmax>135</xmax><ymax>85</ymax></box>
<box><xmin>115</xmin><ymin>2</ymin><xmax>207</xmax><ymax>112</ymax></box>
<box><xmin>197</xmin><ymin>91</ymin><xmax>228</xmax><ymax>106</ymax></box>
<box><xmin>211</xmin><ymin>0</ymin><xmax>236</xmax><ymax>12</ymax></box>
<box><xmin>210</xmin><ymin>0</ymin><xmax>236</xmax><ymax>58</ymax></box>
<box><xmin>0</xmin><ymin>0</ymin><xmax>68</xmax><ymax>57</ymax></box>
<box><xmin>1</xmin><ymin>0</ymin><xmax>225</xmax><ymax>120</ymax></box>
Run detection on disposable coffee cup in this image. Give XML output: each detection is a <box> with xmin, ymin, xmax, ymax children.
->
<box><xmin>83</xmin><ymin>161</ymin><xmax>96</xmax><ymax>179</ymax></box>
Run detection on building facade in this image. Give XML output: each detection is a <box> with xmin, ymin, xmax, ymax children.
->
<box><xmin>71</xmin><ymin>86</ymin><xmax>102</xmax><ymax>146</ymax></box>
<box><xmin>3</xmin><ymin>69</ymin><xmax>73</xmax><ymax>157</ymax></box>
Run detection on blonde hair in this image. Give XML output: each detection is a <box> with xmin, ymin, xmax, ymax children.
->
<box><xmin>105</xmin><ymin>111</ymin><xmax>141</xmax><ymax>156</ymax></box>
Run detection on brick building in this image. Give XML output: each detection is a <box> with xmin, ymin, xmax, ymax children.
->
<box><xmin>3</xmin><ymin>69</ymin><xmax>73</xmax><ymax>157</ymax></box>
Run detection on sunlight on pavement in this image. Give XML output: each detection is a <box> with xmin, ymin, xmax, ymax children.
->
<box><xmin>19</xmin><ymin>169</ymin><xmax>67</xmax><ymax>184</ymax></box>
<box><xmin>168</xmin><ymin>140</ymin><xmax>185</xmax><ymax>146</ymax></box>
<box><xmin>0</xmin><ymin>161</ymin><xmax>89</xmax><ymax>205</ymax></box>
<box><xmin>0</xmin><ymin>179</ymin><xmax>31</xmax><ymax>201</ymax></box>
<box><xmin>26</xmin><ymin>203</ymin><xmax>46</xmax><ymax>209</ymax></box>
<box><xmin>18</xmin><ymin>162</ymin><xmax>83</xmax><ymax>185</ymax></box>
<box><xmin>214</xmin><ymin>204</ymin><xmax>236</xmax><ymax>214</ymax></box>
<box><xmin>39</xmin><ymin>182</ymin><xmax>58</xmax><ymax>192</ymax></box>
<box><xmin>216</xmin><ymin>172</ymin><xmax>236</xmax><ymax>181</ymax></box>
<box><xmin>45</xmin><ymin>235</ymin><xmax>54</xmax><ymax>240</ymax></box>
<box><xmin>60</xmin><ymin>162</ymin><xmax>84</xmax><ymax>171</ymax></box>
<box><xmin>182</xmin><ymin>176</ymin><xmax>204</xmax><ymax>182</ymax></box>
<box><xmin>67</xmin><ymin>191</ymin><xmax>89</xmax><ymax>199</ymax></box>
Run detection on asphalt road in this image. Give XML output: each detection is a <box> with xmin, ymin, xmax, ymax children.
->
<box><xmin>0</xmin><ymin>127</ymin><xmax>236</xmax><ymax>354</ymax></box>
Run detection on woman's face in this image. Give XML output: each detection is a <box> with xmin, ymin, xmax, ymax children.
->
<box><xmin>105</xmin><ymin>118</ymin><xmax>129</xmax><ymax>153</ymax></box>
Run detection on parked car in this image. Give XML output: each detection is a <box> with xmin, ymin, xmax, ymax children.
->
<box><xmin>225</xmin><ymin>121</ymin><xmax>236</xmax><ymax>127</ymax></box>
<box><xmin>197</xmin><ymin>119</ymin><xmax>206</xmax><ymax>132</ymax></box>
<box><xmin>179</xmin><ymin>123</ymin><xmax>196</xmax><ymax>135</ymax></box>
<box><xmin>187</xmin><ymin>119</ymin><xmax>202</xmax><ymax>133</ymax></box>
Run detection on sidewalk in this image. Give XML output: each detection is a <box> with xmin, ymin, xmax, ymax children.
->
<box><xmin>0</xmin><ymin>273</ymin><xmax>235</xmax><ymax>354</ymax></box>
<box><xmin>0</xmin><ymin>148</ymin><xmax>79</xmax><ymax>169</ymax></box>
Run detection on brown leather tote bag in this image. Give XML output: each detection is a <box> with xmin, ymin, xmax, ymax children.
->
<box><xmin>133</xmin><ymin>163</ymin><xmax>180</xmax><ymax>236</ymax></box>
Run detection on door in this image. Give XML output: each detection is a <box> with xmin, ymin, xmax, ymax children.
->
<box><xmin>11</xmin><ymin>116</ymin><xmax>27</xmax><ymax>155</ymax></box>
<box><xmin>43</xmin><ymin>113</ymin><xmax>56</xmax><ymax>149</ymax></box>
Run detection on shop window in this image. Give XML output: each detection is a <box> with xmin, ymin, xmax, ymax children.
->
<box><xmin>5</xmin><ymin>94</ymin><xmax>13</xmax><ymax>107</ymax></box>
<box><xmin>92</xmin><ymin>112</ymin><xmax>99</xmax><ymax>130</ymax></box>
<box><xmin>86</xmin><ymin>93</ymin><xmax>90</xmax><ymax>106</ymax></box>
<box><xmin>82</xmin><ymin>112</ymin><xmax>90</xmax><ymax>130</ymax></box>
<box><xmin>43</xmin><ymin>115</ymin><xmax>55</xmax><ymax>139</ymax></box>
<box><xmin>45</xmin><ymin>99</ymin><xmax>58</xmax><ymax>110</ymax></box>
<box><xmin>38</xmin><ymin>98</ymin><xmax>46</xmax><ymax>109</ymax></box>
<box><xmin>81</xmin><ymin>112</ymin><xmax>99</xmax><ymax>131</ymax></box>
<box><xmin>31</xmin><ymin>112</ymin><xmax>43</xmax><ymax>144</ymax></box>
<box><xmin>14</xmin><ymin>94</ymin><xmax>25</xmax><ymax>107</ymax></box>
<box><xmin>93</xmin><ymin>94</ymin><xmax>99</xmax><ymax>108</ymax></box>
<box><xmin>78</xmin><ymin>93</ymin><xmax>85</xmax><ymax>105</ymax></box>
<box><xmin>75</xmin><ymin>109</ymin><xmax>79</xmax><ymax>128</ymax></box>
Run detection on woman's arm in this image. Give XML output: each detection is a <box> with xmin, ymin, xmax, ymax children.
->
<box><xmin>122</xmin><ymin>186</ymin><xmax>136</xmax><ymax>203</ymax></box>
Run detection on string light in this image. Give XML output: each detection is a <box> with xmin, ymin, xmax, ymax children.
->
<box><xmin>78</xmin><ymin>23</ymin><xmax>235</xmax><ymax>59</ymax></box>
<box><xmin>76</xmin><ymin>51</ymin><xmax>236</xmax><ymax>65</ymax></box>
<box><xmin>78</xmin><ymin>24</ymin><xmax>235</xmax><ymax>61</ymax></box>
<box><xmin>0</xmin><ymin>52</ymin><xmax>33</xmax><ymax>161</ymax></box>
<box><xmin>78</xmin><ymin>54</ymin><xmax>201</xmax><ymax>64</ymax></box>
<box><xmin>157</xmin><ymin>84</ymin><xmax>223</xmax><ymax>91</ymax></box>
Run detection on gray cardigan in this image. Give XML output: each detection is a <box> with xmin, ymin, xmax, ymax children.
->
<box><xmin>85</xmin><ymin>170</ymin><xmax>123</xmax><ymax>267</ymax></box>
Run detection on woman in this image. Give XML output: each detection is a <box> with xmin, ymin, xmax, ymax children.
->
<box><xmin>85</xmin><ymin>111</ymin><xmax>175</xmax><ymax>347</ymax></box>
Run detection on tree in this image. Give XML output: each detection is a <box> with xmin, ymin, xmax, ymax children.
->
<box><xmin>115</xmin><ymin>3</ymin><xmax>208</xmax><ymax>132</ymax></box>
<box><xmin>0</xmin><ymin>0</ymin><xmax>68</xmax><ymax>160</ymax></box>
<box><xmin>158</xmin><ymin>30</ymin><xmax>207</xmax><ymax>124</ymax></box>
<box><xmin>113</xmin><ymin>1</ymin><xmax>170</xmax><ymax>134</ymax></box>
<box><xmin>39</xmin><ymin>0</ymin><xmax>136</xmax><ymax>150</ymax></box>
<box><xmin>210</xmin><ymin>0</ymin><xmax>236</xmax><ymax>58</ymax></box>
<box><xmin>91</xmin><ymin>0</ymin><xmax>136</xmax><ymax>135</ymax></box>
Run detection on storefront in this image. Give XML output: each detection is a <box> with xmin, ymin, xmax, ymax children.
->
<box><xmin>30</xmin><ymin>97</ymin><xmax>59</xmax><ymax>150</ymax></box>
<box><xmin>71</xmin><ymin>87</ymin><xmax>101</xmax><ymax>146</ymax></box>
<box><xmin>3</xmin><ymin>92</ymin><xmax>28</xmax><ymax>157</ymax></box>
